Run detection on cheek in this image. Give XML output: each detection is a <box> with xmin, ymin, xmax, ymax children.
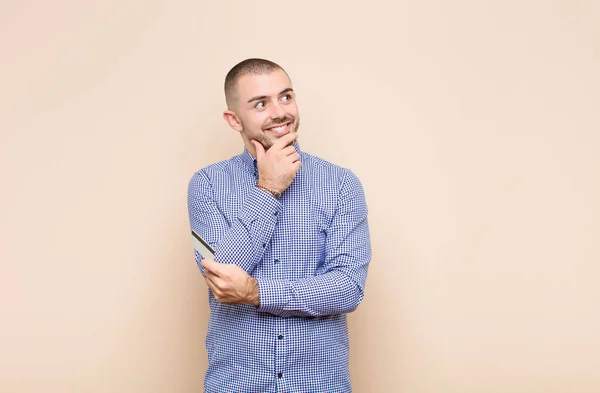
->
<box><xmin>255</xmin><ymin>114</ymin><xmax>271</xmax><ymax>129</ymax></box>
<box><xmin>288</xmin><ymin>105</ymin><xmax>299</xmax><ymax>118</ymax></box>
<box><xmin>242</xmin><ymin>114</ymin><xmax>266</xmax><ymax>131</ymax></box>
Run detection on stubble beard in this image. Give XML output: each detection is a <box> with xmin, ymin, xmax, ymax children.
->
<box><xmin>245</xmin><ymin>116</ymin><xmax>300</xmax><ymax>151</ymax></box>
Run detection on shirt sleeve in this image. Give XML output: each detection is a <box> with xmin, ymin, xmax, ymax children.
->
<box><xmin>256</xmin><ymin>170</ymin><xmax>372</xmax><ymax>317</ymax></box>
<box><xmin>187</xmin><ymin>169</ymin><xmax>282</xmax><ymax>275</ymax></box>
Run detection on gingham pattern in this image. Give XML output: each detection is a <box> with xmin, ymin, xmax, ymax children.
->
<box><xmin>187</xmin><ymin>142</ymin><xmax>371</xmax><ymax>393</ymax></box>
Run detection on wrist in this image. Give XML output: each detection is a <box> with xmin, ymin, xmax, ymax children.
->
<box><xmin>256</xmin><ymin>183</ymin><xmax>281</xmax><ymax>199</ymax></box>
<box><xmin>247</xmin><ymin>277</ymin><xmax>260</xmax><ymax>307</ymax></box>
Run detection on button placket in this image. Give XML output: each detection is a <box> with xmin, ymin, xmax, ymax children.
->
<box><xmin>274</xmin><ymin>317</ymin><xmax>285</xmax><ymax>386</ymax></box>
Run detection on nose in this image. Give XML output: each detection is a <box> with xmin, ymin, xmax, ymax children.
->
<box><xmin>270</xmin><ymin>101</ymin><xmax>286</xmax><ymax>120</ymax></box>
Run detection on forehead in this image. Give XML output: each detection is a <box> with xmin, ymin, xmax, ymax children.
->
<box><xmin>235</xmin><ymin>69</ymin><xmax>292</xmax><ymax>101</ymax></box>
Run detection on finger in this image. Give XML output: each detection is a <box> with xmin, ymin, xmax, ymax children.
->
<box><xmin>207</xmin><ymin>262</ymin><xmax>231</xmax><ymax>288</ymax></box>
<box><xmin>201</xmin><ymin>258</ymin><xmax>221</xmax><ymax>277</ymax></box>
<box><xmin>287</xmin><ymin>152</ymin><xmax>300</xmax><ymax>163</ymax></box>
<box><xmin>205</xmin><ymin>268</ymin><xmax>224</xmax><ymax>287</ymax></box>
<box><xmin>292</xmin><ymin>161</ymin><xmax>302</xmax><ymax>171</ymax></box>
<box><xmin>205</xmin><ymin>268</ymin><xmax>226</xmax><ymax>287</ymax></box>
<box><xmin>251</xmin><ymin>140</ymin><xmax>266</xmax><ymax>161</ymax></box>
<box><xmin>272</xmin><ymin>131</ymin><xmax>299</xmax><ymax>150</ymax></box>
<box><xmin>205</xmin><ymin>276</ymin><xmax>220</xmax><ymax>296</ymax></box>
<box><xmin>282</xmin><ymin>145</ymin><xmax>297</xmax><ymax>156</ymax></box>
<box><xmin>204</xmin><ymin>268</ymin><xmax>216</xmax><ymax>281</ymax></box>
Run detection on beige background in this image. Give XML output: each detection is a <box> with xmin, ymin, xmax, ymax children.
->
<box><xmin>1</xmin><ymin>1</ymin><xmax>599</xmax><ymax>392</ymax></box>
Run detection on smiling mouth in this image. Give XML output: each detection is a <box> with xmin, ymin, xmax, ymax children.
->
<box><xmin>265</xmin><ymin>122</ymin><xmax>291</xmax><ymax>133</ymax></box>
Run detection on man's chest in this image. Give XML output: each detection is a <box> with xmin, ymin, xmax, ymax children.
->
<box><xmin>217</xmin><ymin>168</ymin><xmax>337</xmax><ymax>279</ymax></box>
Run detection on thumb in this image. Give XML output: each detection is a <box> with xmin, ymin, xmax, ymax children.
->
<box><xmin>251</xmin><ymin>140</ymin><xmax>265</xmax><ymax>161</ymax></box>
<box><xmin>202</xmin><ymin>258</ymin><xmax>218</xmax><ymax>274</ymax></box>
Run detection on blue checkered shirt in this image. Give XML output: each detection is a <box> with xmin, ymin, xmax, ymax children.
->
<box><xmin>187</xmin><ymin>142</ymin><xmax>371</xmax><ymax>393</ymax></box>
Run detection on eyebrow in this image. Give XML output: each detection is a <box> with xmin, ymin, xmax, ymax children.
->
<box><xmin>247</xmin><ymin>88</ymin><xmax>294</xmax><ymax>104</ymax></box>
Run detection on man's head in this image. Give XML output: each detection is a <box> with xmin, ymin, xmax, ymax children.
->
<box><xmin>223</xmin><ymin>58</ymin><xmax>300</xmax><ymax>156</ymax></box>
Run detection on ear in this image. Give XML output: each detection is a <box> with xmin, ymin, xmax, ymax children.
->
<box><xmin>223</xmin><ymin>110</ymin><xmax>243</xmax><ymax>132</ymax></box>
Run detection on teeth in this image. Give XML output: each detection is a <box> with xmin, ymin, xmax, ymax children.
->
<box><xmin>270</xmin><ymin>124</ymin><xmax>287</xmax><ymax>131</ymax></box>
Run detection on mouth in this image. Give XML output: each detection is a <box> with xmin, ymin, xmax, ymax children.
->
<box><xmin>264</xmin><ymin>122</ymin><xmax>292</xmax><ymax>136</ymax></box>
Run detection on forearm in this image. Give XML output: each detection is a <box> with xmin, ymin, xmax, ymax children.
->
<box><xmin>194</xmin><ymin>216</ymin><xmax>275</xmax><ymax>275</ymax></box>
<box><xmin>256</xmin><ymin>270</ymin><xmax>365</xmax><ymax>318</ymax></box>
<box><xmin>189</xmin><ymin>171</ymin><xmax>282</xmax><ymax>274</ymax></box>
<box><xmin>213</xmin><ymin>188</ymin><xmax>281</xmax><ymax>272</ymax></box>
<box><xmin>255</xmin><ymin>171</ymin><xmax>372</xmax><ymax>318</ymax></box>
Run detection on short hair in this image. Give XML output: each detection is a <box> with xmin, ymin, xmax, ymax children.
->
<box><xmin>224</xmin><ymin>58</ymin><xmax>288</xmax><ymax>108</ymax></box>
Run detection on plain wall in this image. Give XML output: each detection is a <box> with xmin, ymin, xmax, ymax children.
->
<box><xmin>1</xmin><ymin>1</ymin><xmax>599</xmax><ymax>392</ymax></box>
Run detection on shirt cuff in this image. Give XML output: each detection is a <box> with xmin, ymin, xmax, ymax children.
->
<box><xmin>256</xmin><ymin>277</ymin><xmax>289</xmax><ymax>315</ymax></box>
<box><xmin>238</xmin><ymin>186</ymin><xmax>282</xmax><ymax>226</ymax></box>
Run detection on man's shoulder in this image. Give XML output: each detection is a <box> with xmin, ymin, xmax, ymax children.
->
<box><xmin>194</xmin><ymin>155</ymin><xmax>239</xmax><ymax>174</ymax></box>
<box><xmin>302</xmin><ymin>152</ymin><xmax>367</xmax><ymax>209</ymax></box>
<box><xmin>302</xmin><ymin>151</ymin><xmax>344</xmax><ymax>172</ymax></box>
<box><xmin>301</xmin><ymin>151</ymin><xmax>362</xmax><ymax>183</ymax></box>
<box><xmin>188</xmin><ymin>154</ymin><xmax>242</xmax><ymax>185</ymax></box>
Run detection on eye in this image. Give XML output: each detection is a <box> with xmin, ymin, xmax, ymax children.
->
<box><xmin>255</xmin><ymin>101</ymin><xmax>266</xmax><ymax>109</ymax></box>
<box><xmin>281</xmin><ymin>94</ymin><xmax>293</xmax><ymax>103</ymax></box>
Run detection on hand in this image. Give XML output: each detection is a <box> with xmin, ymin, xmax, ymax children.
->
<box><xmin>202</xmin><ymin>258</ymin><xmax>260</xmax><ymax>306</ymax></box>
<box><xmin>251</xmin><ymin>132</ymin><xmax>301</xmax><ymax>193</ymax></box>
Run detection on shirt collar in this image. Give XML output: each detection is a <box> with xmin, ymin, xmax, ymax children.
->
<box><xmin>239</xmin><ymin>140</ymin><xmax>302</xmax><ymax>173</ymax></box>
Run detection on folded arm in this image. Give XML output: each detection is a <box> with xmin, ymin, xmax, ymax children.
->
<box><xmin>187</xmin><ymin>170</ymin><xmax>281</xmax><ymax>275</ymax></box>
<box><xmin>257</xmin><ymin>170</ymin><xmax>372</xmax><ymax>318</ymax></box>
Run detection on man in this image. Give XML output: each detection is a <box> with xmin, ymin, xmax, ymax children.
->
<box><xmin>187</xmin><ymin>58</ymin><xmax>372</xmax><ymax>392</ymax></box>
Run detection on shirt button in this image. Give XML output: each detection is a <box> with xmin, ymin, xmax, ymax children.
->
<box><xmin>278</xmin><ymin>335</ymin><xmax>283</xmax><ymax>340</ymax></box>
<box><xmin>274</xmin><ymin>259</ymin><xmax>279</xmax><ymax>264</ymax></box>
<box><xmin>274</xmin><ymin>211</ymin><xmax>278</xmax><ymax>216</ymax></box>
<box><xmin>277</xmin><ymin>372</ymin><xmax>283</xmax><ymax>378</ymax></box>
<box><xmin>262</xmin><ymin>243</ymin><xmax>266</xmax><ymax>248</ymax></box>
